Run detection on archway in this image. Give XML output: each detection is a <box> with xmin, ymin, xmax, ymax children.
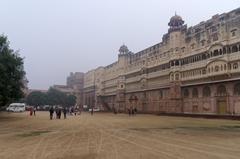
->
<box><xmin>216</xmin><ymin>85</ymin><xmax>227</xmax><ymax>114</ymax></box>
<box><xmin>234</xmin><ymin>83</ymin><xmax>240</xmax><ymax>95</ymax></box>
<box><xmin>192</xmin><ymin>88</ymin><xmax>198</xmax><ymax>98</ymax></box>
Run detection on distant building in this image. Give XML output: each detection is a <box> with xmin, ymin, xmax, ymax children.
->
<box><xmin>83</xmin><ymin>67</ymin><xmax>104</xmax><ymax>110</ymax></box>
<box><xmin>67</xmin><ymin>72</ymin><xmax>84</xmax><ymax>88</ymax></box>
<box><xmin>50</xmin><ymin>72</ymin><xmax>85</xmax><ymax>106</ymax></box>
<box><xmin>67</xmin><ymin>72</ymin><xmax>84</xmax><ymax>106</ymax></box>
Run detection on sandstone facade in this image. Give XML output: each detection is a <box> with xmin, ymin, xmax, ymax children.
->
<box><xmin>82</xmin><ymin>8</ymin><xmax>240</xmax><ymax>115</ymax></box>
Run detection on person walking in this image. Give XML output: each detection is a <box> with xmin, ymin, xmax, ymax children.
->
<box><xmin>30</xmin><ymin>107</ymin><xmax>33</xmax><ymax>116</ymax></box>
<box><xmin>113</xmin><ymin>106</ymin><xmax>117</xmax><ymax>115</ymax></box>
<box><xmin>63</xmin><ymin>107</ymin><xmax>67</xmax><ymax>119</ymax></box>
<box><xmin>134</xmin><ymin>107</ymin><xmax>137</xmax><ymax>115</ymax></box>
<box><xmin>59</xmin><ymin>108</ymin><xmax>62</xmax><ymax>119</ymax></box>
<box><xmin>91</xmin><ymin>107</ymin><xmax>94</xmax><ymax>116</ymax></box>
<box><xmin>33</xmin><ymin>107</ymin><xmax>37</xmax><ymax>116</ymax></box>
<box><xmin>55</xmin><ymin>107</ymin><xmax>58</xmax><ymax>119</ymax></box>
<box><xmin>132</xmin><ymin>108</ymin><xmax>134</xmax><ymax>115</ymax></box>
<box><xmin>128</xmin><ymin>108</ymin><xmax>131</xmax><ymax>116</ymax></box>
<box><xmin>49</xmin><ymin>107</ymin><xmax>54</xmax><ymax>120</ymax></box>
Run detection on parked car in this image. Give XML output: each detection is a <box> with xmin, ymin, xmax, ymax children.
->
<box><xmin>88</xmin><ymin>107</ymin><xmax>100</xmax><ymax>112</ymax></box>
<box><xmin>6</xmin><ymin>103</ymin><xmax>26</xmax><ymax>112</ymax></box>
<box><xmin>43</xmin><ymin>105</ymin><xmax>50</xmax><ymax>111</ymax></box>
<box><xmin>25</xmin><ymin>105</ymin><xmax>32</xmax><ymax>111</ymax></box>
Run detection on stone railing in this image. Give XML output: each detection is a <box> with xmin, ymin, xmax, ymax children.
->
<box><xmin>147</xmin><ymin>70</ymin><xmax>169</xmax><ymax>79</ymax></box>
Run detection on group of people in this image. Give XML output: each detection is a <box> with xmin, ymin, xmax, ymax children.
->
<box><xmin>49</xmin><ymin>106</ymin><xmax>81</xmax><ymax>120</ymax></box>
<box><xmin>112</xmin><ymin>106</ymin><xmax>138</xmax><ymax>116</ymax></box>
<box><xmin>49</xmin><ymin>106</ymin><xmax>67</xmax><ymax>120</ymax></box>
<box><xmin>31</xmin><ymin>105</ymin><xmax>139</xmax><ymax>119</ymax></box>
<box><xmin>69</xmin><ymin>106</ymin><xmax>81</xmax><ymax>116</ymax></box>
<box><xmin>29</xmin><ymin>107</ymin><xmax>37</xmax><ymax>116</ymax></box>
<box><xmin>128</xmin><ymin>107</ymin><xmax>137</xmax><ymax>116</ymax></box>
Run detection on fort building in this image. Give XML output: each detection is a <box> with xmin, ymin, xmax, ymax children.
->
<box><xmin>80</xmin><ymin>8</ymin><xmax>240</xmax><ymax>115</ymax></box>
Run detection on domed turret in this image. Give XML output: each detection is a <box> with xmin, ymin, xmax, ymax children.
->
<box><xmin>168</xmin><ymin>13</ymin><xmax>184</xmax><ymax>32</ymax></box>
<box><xmin>119</xmin><ymin>44</ymin><xmax>129</xmax><ymax>54</ymax></box>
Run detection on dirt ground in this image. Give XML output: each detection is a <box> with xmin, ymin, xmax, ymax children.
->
<box><xmin>0</xmin><ymin>112</ymin><xmax>240</xmax><ymax>159</ymax></box>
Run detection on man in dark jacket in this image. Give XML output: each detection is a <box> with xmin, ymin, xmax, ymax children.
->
<box><xmin>49</xmin><ymin>107</ymin><xmax>54</xmax><ymax>120</ymax></box>
<box><xmin>63</xmin><ymin>107</ymin><xmax>67</xmax><ymax>119</ymax></box>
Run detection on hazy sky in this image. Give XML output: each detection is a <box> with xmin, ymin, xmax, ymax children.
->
<box><xmin>1</xmin><ymin>0</ymin><xmax>240</xmax><ymax>89</ymax></box>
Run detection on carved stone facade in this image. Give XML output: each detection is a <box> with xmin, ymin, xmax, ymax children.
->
<box><xmin>82</xmin><ymin>8</ymin><xmax>240</xmax><ymax>115</ymax></box>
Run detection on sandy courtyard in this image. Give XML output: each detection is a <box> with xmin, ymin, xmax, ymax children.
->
<box><xmin>0</xmin><ymin>112</ymin><xmax>240</xmax><ymax>159</ymax></box>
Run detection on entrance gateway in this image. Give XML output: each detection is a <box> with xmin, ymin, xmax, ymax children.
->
<box><xmin>217</xmin><ymin>99</ymin><xmax>227</xmax><ymax>114</ymax></box>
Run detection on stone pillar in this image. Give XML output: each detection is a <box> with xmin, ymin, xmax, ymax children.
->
<box><xmin>169</xmin><ymin>82</ymin><xmax>183</xmax><ymax>113</ymax></box>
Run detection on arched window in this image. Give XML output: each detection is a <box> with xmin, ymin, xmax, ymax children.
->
<box><xmin>228</xmin><ymin>64</ymin><xmax>232</xmax><ymax>70</ymax></box>
<box><xmin>215</xmin><ymin>65</ymin><xmax>219</xmax><ymax>72</ymax></box>
<box><xmin>159</xmin><ymin>90</ymin><xmax>163</xmax><ymax>99</ymax></box>
<box><xmin>233</xmin><ymin>63</ymin><xmax>238</xmax><ymax>69</ymax></box>
<box><xmin>175</xmin><ymin>60</ymin><xmax>179</xmax><ymax>66</ymax></box>
<box><xmin>171</xmin><ymin>74</ymin><xmax>174</xmax><ymax>81</ymax></box>
<box><xmin>203</xmin><ymin>86</ymin><xmax>211</xmax><ymax>97</ymax></box>
<box><xmin>175</xmin><ymin>73</ymin><xmax>179</xmax><ymax>80</ymax></box>
<box><xmin>202</xmin><ymin>69</ymin><xmax>206</xmax><ymax>74</ymax></box>
<box><xmin>232</xmin><ymin>45</ymin><xmax>238</xmax><ymax>53</ymax></box>
<box><xmin>220</xmin><ymin>49</ymin><xmax>223</xmax><ymax>55</ymax></box>
<box><xmin>214</xmin><ymin>50</ymin><xmax>219</xmax><ymax>56</ymax></box>
<box><xmin>202</xmin><ymin>54</ymin><xmax>206</xmax><ymax>60</ymax></box>
<box><xmin>192</xmin><ymin>88</ymin><xmax>198</xmax><ymax>98</ymax></box>
<box><xmin>217</xmin><ymin>85</ymin><xmax>227</xmax><ymax>96</ymax></box>
<box><xmin>234</xmin><ymin>83</ymin><xmax>240</xmax><ymax>95</ymax></box>
<box><xmin>183</xmin><ymin>89</ymin><xmax>189</xmax><ymax>98</ymax></box>
<box><xmin>223</xmin><ymin>47</ymin><xmax>226</xmax><ymax>54</ymax></box>
<box><xmin>207</xmin><ymin>53</ymin><xmax>210</xmax><ymax>59</ymax></box>
<box><xmin>228</xmin><ymin>47</ymin><xmax>231</xmax><ymax>54</ymax></box>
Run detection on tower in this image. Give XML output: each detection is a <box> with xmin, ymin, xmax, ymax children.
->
<box><xmin>168</xmin><ymin>13</ymin><xmax>185</xmax><ymax>53</ymax></box>
<box><xmin>118</xmin><ymin>44</ymin><xmax>130</xmax><ymax>66</ymax></box>
<box><xmin>117</xmin><ymin>44</ymin><xmax>131</xmax><ymax>112</ymax></box>
<box><xmin>168</xmin><ymin>14</ymin><xmax>185</xmax><ymax>113</ymax></box>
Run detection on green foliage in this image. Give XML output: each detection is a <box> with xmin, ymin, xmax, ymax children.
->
<box><xmin>66</xmin><ymin>95</ymin><xmax>77</xmax><ymax>107</ymax></box>
<box><xmin>26</xmin><ymin>91</ymin><xmax>47</xmax><ymax>106</ymax></box>
<box><xmin>26</xmin><ymin>88</ymin><xmax>76</xmax><ymax>106</ymax></box>
<box><xmin>46</xmin><ymin>87</ymin><xmax>67</xmax><ymax>106</ymax></box>
<box><xmin>0</xmin><ymin>35</ymin><xmax>25</xmax><ymax>106</ymax></box>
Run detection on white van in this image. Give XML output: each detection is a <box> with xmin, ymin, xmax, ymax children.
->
<box><xmin>88</xmin><ymin>107</ymin><xmax>100</xmax><ymax>112</ymax></box>
<box><xmin>6</xmin><ymin>103</ymin><xmax>26</xmax><ymax>112</ymax></box>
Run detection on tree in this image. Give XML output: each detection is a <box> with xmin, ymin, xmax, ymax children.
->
<box><xmin>65</xmin><ymin>95</ymin><xmax>76</xmax><ymax>107</ymax></box>
<box><xmin>0</xmin><ymin>35</ymin><xmax>26</xmax><ymax>106</ymax></box>
<box><xmin>26</xmin><ymin>91</ymin><xmax>47</xmax><ymax>106</ymax></box>
<box><xmin>46</xmin><ymin>87</ymin><xmax>67</xmax><ymax>106</ymax></box>
<box><xmin>25</xmin><ymin>88</ymin><xmax>77</xmax><ymax>107</ymax></box>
